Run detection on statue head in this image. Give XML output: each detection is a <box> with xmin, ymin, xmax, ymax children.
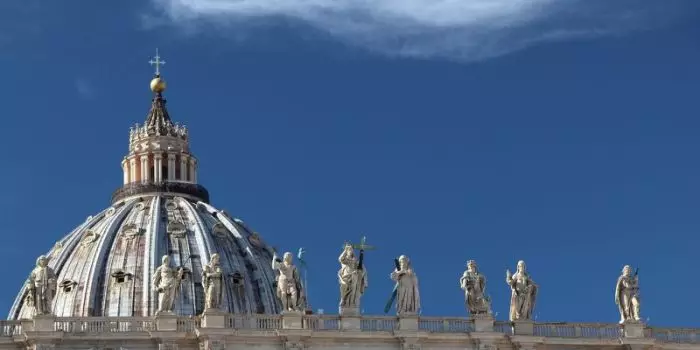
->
<box><xmin>398</xmin><ymin>255</ymin><xmax>409</xmax><ymax>268</ymax></box>
<box><xmin>343</xmin><ymin>243</ymin><xmax>354</xmax><ymax>255</ymax></box>
<box><xmin>467</xmin><ymin>260</ymin><xmax>477</xmax><ymax>272</ymax></box>
<box><xmin>283</xmin><ymin>252</ymin><xmax>293</xmax><ymax>264</ymax></box>
<box><xmin>211</xmin><ymin>253</ymin><xmax>220</xmax><ymax>265</ymax></box>
<box><xmin>517</xmin><ymin>260</ymin><xmax>526</xmax><ymax>272</ymax></box>
<box><xmin>622</xmin><ymin>265</ymin><xmax>632</xmax><ymax>276</ymax></box>
<box><xmin>36</xmin><ymin>255</ymin><xmax>48</xmax><ymax>268</ymax></box>
<box><xmin>162</xmin><ymin>255</ymin><xmax>170</xmax><ymax>265</ymax></box>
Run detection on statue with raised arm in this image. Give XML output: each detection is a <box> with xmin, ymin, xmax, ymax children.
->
<box><xmin>27</xmin><ymin>255</ymin><xmax>57</xmax><ymax>316</ymax></box>
<box><xmin>505</xmin><ymin>260</ymin><xmax>537</xmax><ymax>321</ymax></box>
<box><xmin>615</xmin><ymin>265</ymin><xmax>641</xmax><ymax>323</ymax></box>
<box><xmin>202</xmin><ymin>253</ymin><xmax>223</xmax><ymax>311</ymax></box>
<box><xmin>338</xmin><ymin>243</ymin><xmax>368</xmax><ymax>311</ymax></box>
<box><xmin>389</xmin><ymin>255</ymin><xmax>421</xmax><ymax>315</ymax></box>
<box><xmin>272</xmin><ymin>251</ymin><xmax>304</xmax><ymax>312</ymax></box>
<box><xmin>152</xmin><ymin>255</ymin><xmax>184</xmax><ymax>314</ymax></box>
<box><xmin>460</xmin><ymin>260</ymin><xmax>491</xmax><ymax>315</ymax></box>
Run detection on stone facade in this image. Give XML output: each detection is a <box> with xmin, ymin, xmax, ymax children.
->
<box><xmin>0</xmin><ymin>313</ymin><xmax>697</xmax><ymax>350</ymax></box>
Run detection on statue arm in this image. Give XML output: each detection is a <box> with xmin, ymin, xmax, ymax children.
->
<box><xmin>459</xmin><ymin>272</ymin><xmax>467</xmax><ymax>289</ymax></box>
<box><xmin>614</xmin><ymin>277</ymin><xmax>623</xmax><ymax>304</ymax></box>
<box><xmin>151</xmin><ymin>266</ymin><xmax>162</xmax><ymax>288</ymax></box>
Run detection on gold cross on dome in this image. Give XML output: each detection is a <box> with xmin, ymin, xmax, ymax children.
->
<box><xmin>148</xmin><ymin>48</ymin><xmax>166</xmax><ymax>75</ymax></box>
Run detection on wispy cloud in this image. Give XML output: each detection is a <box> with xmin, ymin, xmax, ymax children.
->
<box><xmin>148</xmin><ymin>0</ymin><xmax>689</xmax><ymax>61</ymax></box>
<box><xmin>74</xmin><ymin>78</ymin><xmax>95</xmax><ymax>100</ymax></box>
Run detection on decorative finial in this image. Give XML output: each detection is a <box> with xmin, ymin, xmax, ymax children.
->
<box><xmin>149</xmin><ymin>48</ymin><xmax>167</xmax><ymax>93</ymax></box>
<box><xmin>149</xmin><ymin>48</ymin><xmax>166</xmax><ymax>76</ymax></box>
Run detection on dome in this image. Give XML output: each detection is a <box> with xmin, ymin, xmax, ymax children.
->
<box><xmin>8</xmin><ymin>56</ymin><xmax>285</xmax><ymax>319</ymax></box>
<box><xmin>8</xmin><ymin>195</ymin><xmax>282</xmax><ymax>319</ymax></box>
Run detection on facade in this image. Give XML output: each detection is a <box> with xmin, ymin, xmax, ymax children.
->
<box><xmin>3</xmin><ymin>59</ymin><xmax>700</xmax><ymax>350</ymax></box>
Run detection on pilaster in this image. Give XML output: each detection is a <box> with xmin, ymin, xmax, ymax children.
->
<box><xmin>199</xmin><ymin>338</ymin><xmax>225</xmax><ymax>350</ymax></box>
<box><xmin>473</xmin><ymin>314</ymin><xmax>494</xmax><ymax>332</ymax></box>
<box><xmin>129</xmin><ymin>157</ymin><xmax>137</xmax><ymax>183</ymax></box>
<box><xmin>189</xmin><ymin>157</ymin><xmax>196</xmax><ymax>184</ymax></box>
<box><xmin>180</xmin><ymin>155</ymin><xmax>188</xmax><ymax>181</ymax></box>
<box><xmin>281</xmin><ymin>310</ymin><xmax>304</xmax><ymax>329</ymax></box>
<box><xmin>167</xmin><ymin>153</ymin><xmax>176</xmax><ymax>181</ymax></box>
<box><xmin>122</xmin><ymin>159</ymin><xmax>129</xmax><ymax>184</ymax></box>
<box><xmin>154</xmin><ymin>153</ymin><xmax>163</xmax><ymax>183</ymax></box>
<box><xmin>512</xmin><ymin>320</ymin><xmax>534</xmax><ymax>335</ymax></box>
<box><xmin>398</xmin><ymin>314</ymin><xmax>419</xmax><ymax>331</ymax></box>
<box><xmin>623</xmin><ymin>321</ymin><xmax>646</xmax><ymax>338</ymax></box>
<box><xmin>200</xmin><ymin>309</ymin><xmax>227</xmax><ymax>328</ymax></box>
<box><xmin>155</xmin><ymin>313</ymin><xmax>178</xmax><ymax>331</ymax></box>
<box><xmin>339</xmin><ymin>307</ymin><xmax>361</xmax><ymax>331</ymax></box>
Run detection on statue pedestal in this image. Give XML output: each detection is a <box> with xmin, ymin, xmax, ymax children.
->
<box><xmin>155</xmin><ymin>312</ymin><xmax>178</xmax><ymax>331</ymax></box>
<box><xmin>281</xmin><ymin>311</ymin><xmax>304</xmax><ymax>330</ymax></box>
<box><xmin>33</xmin><ymin>314</ymin><xmax>55</xmax><ymax>332</ymax></box>
<box><xmin>623</xmin><ymin>321</ymin><xmax>646</xmax><ymax>338</ymax></box>
<box><xmin>339</xmin><ymin>307</ymin><xmax>361</xmax><ymax>331</ymax></box>
<box><xmin>512</xmin><ymin>320</ymin><xmax>534</xmax><ymax>335</ymax></box>
<box><xmin>398</xmin><ymin>314</ymin><xmax>419</xmax><ymax>331</ymax></box>
<box><xmin>472</xmin><ymin>314</ymin><xmax>494</xmax><ymax>332</ymax></box>
<box><xmin>201</xmin><ymin>309</ymin><xmax>227</xmax><ymax>328</ymax></box>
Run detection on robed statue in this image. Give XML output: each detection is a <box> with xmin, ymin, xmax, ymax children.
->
<box><xmin>460</xmin><ymin>260</ymin><xmax>491</xmax><ymax>315</ymax></box>
<box><xmin>152</xmin><ymin>255</ymin><xmax>185</xmax><ymax>314</ymax></box>
<box><xmin>203</xmin><ymin>253</ymin><xmax>224</xmax><ymax>311</ymax></box>
<box><xmin>27</xmin><ymin>255</ymin><xmax>57</xmax><ymax>316</ymax></box>
<box><xmin>338</xmin><ymin>243</ymin><xmax>368</xmax><ymax>311</ymax></box>
<box><xmin>272</xmin><ymin>251</ymin><xmax>305</xmax><ymax>312</ymax></box>
<box><xmin>505</xmin><ymin>260</ymin><xmax>537</xmax><ymax>321</ymax></box>
<box><xmin>389</xmin><ymin>255</ymin><xmax>421</xmax><ymax>315</ymax></box>
<box><xmin>615</xmin><ymin>265</ymin><xmax>641</xmax><ymax>323</ymax></box>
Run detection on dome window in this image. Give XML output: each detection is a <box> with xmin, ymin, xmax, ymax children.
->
<box><xmin>60</xmin><ymin>280</ymin><xmax>78</xmax><ymax>293</ymax></box>
<box><xmin>167</xmin><ymin>221</ymin><xmax>187</xmax><ymax>238</ymax></box>
<box><xmin>121</xmin><ymin>223</ymin><xmax>142</xmax><ymax>239</ymax></box>
<box><xmin>105</xmin><ymin>207</ymin><xmax>117</xmax><ymax>217</ymax></box>
<box><xmin>80</xmin><ymin>230</ymin><xmax>100</xmax><ymax>247</ymax></box>
<box><xmin>165</xmin><ymin>200</ymin><xmax>178</xmax><ymax>210</ymax></box>
<box><xmin>111</xmin><ymin>270</ymin><xmax>132</xmax><ymax>284</ymax></box>
<box><xmin>212</xmin><ymin>223</ymin><xmax>229</xmax><ymax>237</ymax></box>
<box><xmin>230</xmin><ymin>272</ymin><xmax>244</xmax><ymax>286</ymax></box>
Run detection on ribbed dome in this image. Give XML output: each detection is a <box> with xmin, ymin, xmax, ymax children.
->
<box><xmin>8</xmin><ymin>195</ymin><xmax>282</xmax><ymax>319</ymax></box>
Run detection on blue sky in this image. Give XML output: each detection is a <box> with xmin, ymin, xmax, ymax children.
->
<box><xmin>1</xmin><ymin>0</ymin><xmax>700</xmax><ymax>325</ymax></box>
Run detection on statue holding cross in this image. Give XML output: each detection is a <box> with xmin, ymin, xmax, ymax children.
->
<box><xmin>337</xmin><ymin>236</ymin><xmax>372</xmax><ymax>314</ymax></box>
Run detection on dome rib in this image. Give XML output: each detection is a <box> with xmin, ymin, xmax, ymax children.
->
<box><xmin>85</xmin><ymin>199</ymin><xmax>137</xmax><ymax>316</ymax></box>
<box><xmin>9</xmin><ymin>195</ymin><xmax>283</xmax><ymax>319</ymax></box>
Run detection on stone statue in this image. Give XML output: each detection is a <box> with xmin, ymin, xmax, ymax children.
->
<box><xmin>390</xmin><ymin>255</ymin><xmax>421</xmax><ymax>315</ymax></box>
<box><xmin>505</xmin><ymin>260</ymin><xmax>537</xmax><ymax>321</ymax></box>
<box><xmin>338</xmin><ymin>243</ymin><xmax>368</xmax><ymax>311</ymax></box>
<box><xmin>27</xmin><ymin>255</ymin><xmax>57</xmax><ymax>316</ymax></box>
<box><xmin>460</xmin><ymin>260</ymin><xmax>491</xmax><ymax>315</ymax></box>
<box><xmin>202</xmin><ymin>253</ymin><xmax>223</xmax><ymax>311</ymax></box>
<box><xmin>271</xmin><ymin>252</ymin><xmax>305</xmax><ymax>312</ymax></box>
<box><xmin>152</xmin><ymin>255</ymin><xmax>184</xmax><ymax>314</ymax></box>
<box><xmin>615</xmin><ymin>265</ymin><xmax>641</xmax><ymax>323</ymax></box>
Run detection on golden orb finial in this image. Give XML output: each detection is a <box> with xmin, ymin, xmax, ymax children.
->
<box><xmin>150</xmin><ymin>75</ymin><xmax>167</xmax><ymax>93</ymax></box>
<box><xmin>148</xmin><ymin>49</ymin><xmax>167</xmax><ymax>93</ymax></box>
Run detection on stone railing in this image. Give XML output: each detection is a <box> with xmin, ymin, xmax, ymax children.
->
<box><xmin>7</xmin><ymin>315</ymin><xmax>700</xmax><ymax>345</ymax></box>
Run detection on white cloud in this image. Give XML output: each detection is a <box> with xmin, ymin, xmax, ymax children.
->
<box><xmin>148</xmin><ymin>0</ymin><xmax>683</xmax><ymax>61</ymax></box>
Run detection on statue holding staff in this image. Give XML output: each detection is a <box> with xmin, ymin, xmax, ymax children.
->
<box><xmin>152</xmin><ymin>255</ymin><xmax>185</xmax><ymax>314</ymax></box>
<box><xmin>338</xmin><ymin>236</ymin><xmax>371</xmax><ymax>313</ymax></box>
<box><xmin>615</xmin><ymin>265</ymin><xmax>641</xmax><ymax>323</ymax></box>
<box><xmin>387</xmin><ymin>255</ymin><xmax>421</xmax><ymax>315</ymax></box>
<box><xmin>271</xmin><ymin>251</ymin><xmax>305</xmax><ymax>312</ymax></box>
